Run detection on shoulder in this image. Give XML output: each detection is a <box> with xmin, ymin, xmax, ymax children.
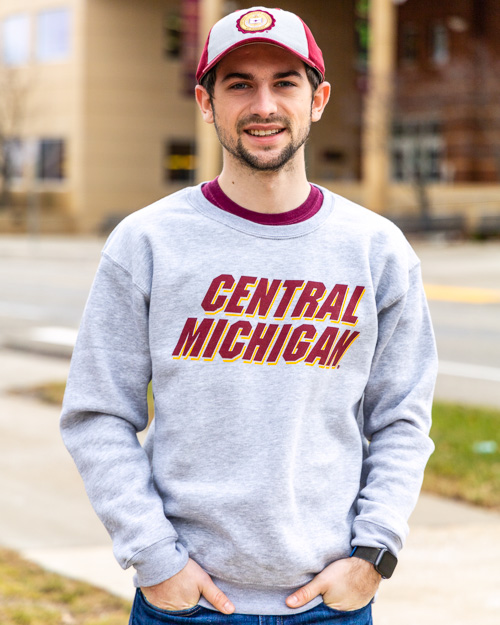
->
<box><xmin>97</xmin><ymin>186</ymin><xmax>200</xmax><ymax>290</ymax></box>
<box><xmin>318</xmin><ymin>187</ymin><xmax>421</xmax><ymax>306</ymax></box>
<box><xmin>319</xmin><ymin>187</ymin><xmax>419</xmax><ymax>265</ymax></box>
<box><xmin>103</xmin><ymin>186</ymin><xmax>199</xmax><ymax>255</ymax></box>
<box><xmin>111</xmin><ymin>186</ymin><xmax>195</xmax><ymax>235</ymax></box>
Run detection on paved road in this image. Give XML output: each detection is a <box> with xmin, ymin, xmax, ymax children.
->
<box><xmin>415</xmin><ymin>240</ymin><xmax>500</xmax><ymax>408</ymax></box>
<box><xmin>0</xmin><ymin>236</ymin><xmax>101</xmax><ymax>343</ymax></box>
<box><xmin>0</xmin><ymin>235</ymin><xmax>499</xmax><ymax>407</ymax></box>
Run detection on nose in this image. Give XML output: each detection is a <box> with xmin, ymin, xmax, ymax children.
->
<box><xmin>249</xmin><ymin>84</ymin><xmax>278</xmax><ymax>118</ymax></box>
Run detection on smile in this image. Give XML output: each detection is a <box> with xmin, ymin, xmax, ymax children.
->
<box><xmin>246</xmin><ymin>129</ymin><xmax>285</xmax><ymax>136</ymax></box>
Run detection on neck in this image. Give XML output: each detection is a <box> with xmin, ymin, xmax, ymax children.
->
<box><xmin>217</xmin><ymin>150</ymin><xmax>310</xmax><ymax>214</ymax></box>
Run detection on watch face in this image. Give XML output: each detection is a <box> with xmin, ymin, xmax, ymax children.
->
<box><xmin>376</xmin><ymin>549</ymin><xmax>398</xmax><ymax>578</ymax></box>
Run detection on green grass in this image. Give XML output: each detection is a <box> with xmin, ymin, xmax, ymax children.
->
<box><xmin>9</xmin><ymin>380</ymin><xmax>500</xmax><ymax>509</ymax></box>
<box><xmin>424</xmin><ymin>401</ymin><xmax>500</xmax><ymax>509</ymax></box>
<box><xmin>0</xmin><ymin>548</ymin><xmax>131</xmax><ymax>625</ymax></box>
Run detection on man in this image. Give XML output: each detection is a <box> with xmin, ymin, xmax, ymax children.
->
<box><xmin>61</xmin><ymin>6</ymin><xmax>437</xmax><ymax>624</ymax></box>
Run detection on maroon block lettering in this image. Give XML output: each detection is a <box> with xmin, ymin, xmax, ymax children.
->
<box><xmin>326</xmin><ymin>329</ymin><xmax>360</xmax><ymax>368</ymax></box>
<box><xmin>282</xmin><ymin>324</ymin><xmax>317</xmax><ymax>363</ymax></box>
<box><xmin>273</xmin><ymin>280</ymin><xmax>305</xmax><ymax>319</ymax></box>
<box><xmin>305</xmin><ymin>327</ymin><xmax>340</xmax><ymax>367</ymax></box>
<box><xmin>341</xmin><ymin>286</ymin><xmax>365</xmax><ymax>325</ymax></box>
<box><xmin>219</xmin><ymin>320</ymin><xmax>253</xmax><ymax>361</ymax></box>
<box><xmin>246</xmin><ymin>278</ymin><xmax>282</xmax><ymax>317</ymax></box>
<box><xmin>225</xmin><ymin>276</ymin><xmax>258</xmax><ymax>315</ymax></box>
<box><xmin>291</xmin><ymin>281</ymin><xmax>327</xmax><ymax>319</ymax></box>
<box><xmin>315</xmin><ymin>284</ymin><xmax>348</xmax><ymax>322</ymax></box>
<box><xmin>243</xmin><ymin>323</ymin><xmax>280</xmax><ymax>363</ymax></box>
<box><xmin>202</xmin><ymin>319</ymin><xmax>229</xmax><ymax>360</ymax></box>
<box><xmin>172</xmin><ymin>318</ymin><xmax>215</xmax><ymax>359</ymax></box>
<box><xmin>201</xmin><ymin>274</ymin><xmax>235</xmax><ymax>313</ymax></box>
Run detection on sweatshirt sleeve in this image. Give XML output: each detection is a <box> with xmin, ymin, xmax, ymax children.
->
<box><xmin>60</xmin><ymin>250</ymin><xmax>189</xmax><ymax>587</ymax></box>
<box><xmin>351</xmin><ymin>261</ymin><xmax>437</xmax><ymax>556</ymax></box>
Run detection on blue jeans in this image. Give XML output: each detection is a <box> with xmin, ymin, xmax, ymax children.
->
<box><xmin>129</xmin><ymin>589</ymin><xmax>373</xmax><ymax>625</ymax></box>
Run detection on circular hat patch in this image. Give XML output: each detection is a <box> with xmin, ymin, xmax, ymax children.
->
<box><xmin>237</xmin><ymin>10</ymin><xmax>276</xmax><ymax>34</ymax></box>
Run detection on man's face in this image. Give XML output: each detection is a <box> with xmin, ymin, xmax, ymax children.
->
<box><xmin>207</xmin><ymin>44</ymin><xmax>320</xmax><ymax>173</ymax></box>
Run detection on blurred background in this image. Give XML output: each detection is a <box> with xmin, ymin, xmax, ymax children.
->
<box><xmin>0</xmin><ymin>0</ymin><xmax>499</xmax><ymax>237</ymax></box>
<box><xmin>0</xmin><ymin>1</ymin><xmax>499</xmax><ymax>624</ymax></box>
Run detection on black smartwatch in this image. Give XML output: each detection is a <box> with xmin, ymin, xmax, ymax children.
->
<box><xmin>350</xmin><ymin>546</ymin><xmax>398</xmax><ymax>579</ymax></box>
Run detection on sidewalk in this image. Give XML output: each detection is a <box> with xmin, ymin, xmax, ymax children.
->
<box><xmin>0</xmin><ymin>347</ymin><xmax>499</xmax><ymax>624</ymax></box>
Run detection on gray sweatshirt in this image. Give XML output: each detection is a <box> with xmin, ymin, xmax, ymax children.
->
<box><xmin>60</xmin><ymin>184</ymin><xmax>437</xmax><ymax>615</ymax></box>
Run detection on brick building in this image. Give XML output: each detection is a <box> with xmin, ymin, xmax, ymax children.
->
<box><xmin>394</xmin><ymin>0</ymin><xmax>500</xmax><ymax>184</ymax></box>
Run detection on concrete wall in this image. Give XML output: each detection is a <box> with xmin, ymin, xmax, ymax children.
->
<box><xmin>81</xmin><ymin>0</ymin><xmax>195</xmax><ymax>231</ymax></box>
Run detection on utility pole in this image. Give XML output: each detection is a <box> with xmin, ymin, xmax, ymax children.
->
<box><xmin>195</xmin><ymin>0</ymin><xmax>223</xmax><ymax>184</ymax></box>
<box><xmin>363</xmin><ymin>0</ymin><xmax>397</xmax><ymax>213</ymax></box>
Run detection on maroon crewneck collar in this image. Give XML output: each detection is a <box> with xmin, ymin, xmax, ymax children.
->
<box><xmin>201</xmin><ymin>177</ymin><xmax>323</xmax><ymax>226</ymax></box>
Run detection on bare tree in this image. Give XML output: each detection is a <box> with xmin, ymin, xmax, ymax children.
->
<box><xmin>0</xmin><ymin>67</ymin><xmax>30</xmax><ymax>210</ymax></box>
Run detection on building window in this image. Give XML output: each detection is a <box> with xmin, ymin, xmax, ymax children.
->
<box><xmin>2</xmin><ymin>14</ymin><xmax>30</xmax><ymax>65</ymax></box>
<box><xmin>391</xmin><ymin>121</ymin><xmax>444</xmax><ymax>182</ymax></box>
<box><xmin>401</xmin><ymin>23</ymin><xmax>418</xmax><ymax>65</ymax></box>
<box><xmin>37</xmin><ymin>139</ymin><xmax>65</xmax><ymax>180</ymax></box>
<box><xmin>430</xmin><ymin>23</ymin><xmax>449</xmax><ymax>65</ymax></box>
<box><xmin>164</xmin><ymin>12</ymin><xmax>182</xmax><ymax>58</ymax></box>
<box><xmin>165</xmin><ymin>141</ymin><xmax>195</xmax><ymax>183</ymax></box>
<box><xmin>36</xmin><ymin>8</ymin><xmax>71</xmax><ymax>62</ymax></box>
<box><xmin>2</xmin><ymin>138</ymin><xmax>26</xmax><ymax>180</ymax></box>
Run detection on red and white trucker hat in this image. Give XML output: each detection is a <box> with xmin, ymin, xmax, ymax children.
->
<box><xmin>196</xmin><ymin>6</ymin><xmax>325</xmax><ymax>83</ymax></box>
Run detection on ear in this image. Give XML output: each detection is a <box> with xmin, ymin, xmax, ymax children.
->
<box><xmin>195</xmin><ymin>85</ymin><xmax>214</xmax><ymax>124</ymax></box>
<box><xmin>311</xmin><ymin>81</ymin><xmax>331</xmax><ymax>123</ymax></box>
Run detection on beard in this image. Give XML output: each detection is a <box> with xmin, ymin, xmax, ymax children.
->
<box><xmin>213</xmin><ymin>113</ymin><xmax>311</xmax><ymax>173</ymax></box>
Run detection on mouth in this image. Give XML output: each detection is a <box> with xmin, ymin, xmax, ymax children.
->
<box><xmin>245</xmin><ymin>128</ymin><xmax>286</xmax><ymax>137</ymax></box>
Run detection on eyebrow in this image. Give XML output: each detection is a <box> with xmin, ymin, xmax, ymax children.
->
<box><xmin>274</xmin><ymin>70</ymin><xmax>303</xmax><ymax>80</ymax></box>
<box><xmin>220</xmin><ymin>70</ymin><xmax>304</xmax><ymax>83</ymax></box>
<box><xmin>220</xmin><ymin>72</ymin><xmax>253</xmax><ymax>83</ymax></box>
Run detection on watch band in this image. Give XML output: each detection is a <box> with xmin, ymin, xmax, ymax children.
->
<box><xmin>350</xmin><ymin>546</ymin><xmax>398</xmax><ymax>579</ymax></box>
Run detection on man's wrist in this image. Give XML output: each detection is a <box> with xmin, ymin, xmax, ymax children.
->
<box><xmin>350</xmin><ymin>546</ymin><xmax>398</xmax><ymax>579</ymax></box>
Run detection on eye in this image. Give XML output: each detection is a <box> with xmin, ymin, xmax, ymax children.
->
<box><xmin>228</xmin><ymin>82</ymin><xmax>250</xmax><ymax>90</ymax></box>
<box><xmin>276</xmin><ymin>80</ymin><xmax>296</xmax><ymax>88</ymax></box>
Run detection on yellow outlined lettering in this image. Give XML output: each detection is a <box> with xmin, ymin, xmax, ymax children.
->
<box><xmin>219</xmin><ymin>320</ymin><xmax>253</xmax><ymax>362</ymax></box>
<box><xmin>341</xmin><ymin>286</ymin><xmax>365</xmax><ymax>326</ymax></box>
<box><xmin>273</xmin><ymin>280</ymin><xmax>305</xmax><ymax>320</ymax></box>
<box><xmin>291</xmin><ymin>281</ymin><xmax>327</xmax><ymax>320</ymax></box>
<box><xmin>225</xmin><ymin>276</ymin><xmax>259</xmax><ymax>316</ymax></box>
<box><xmin>172</xmin><ymin>318</ymin><xmax>215</xmax><ymax>360</ymax></box>
<box><xmin>201</xmin><ymin>274</ymin><xmax>236</xmax><ymax>315</ymax></box>
<box><xmin>327</xmin><ymin>330</ymin><xmax>360</xmax><ymax>368</ymax></box>
<box><xmin>315</xmin><ymin>284</ymin><xmax>348</xmax><ymax>323</ymax></box>
<box><xmin>246</xmin><ymin>279</ymin><xmax>282</xmax><ymax>319</ymax></box>
<box><xmin>282</xmin><ymin>324</ymin><xmax>317</xmax><ymax>364</ymax></box>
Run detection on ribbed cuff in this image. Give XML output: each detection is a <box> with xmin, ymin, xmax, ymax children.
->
<box><xmin>351</xmin><ymin>519</ymin><xmax>403</xmax><ymax>556</ymax></box>
<box><xmin>130</xmin><ymin>537</ymin><xmax>189</xmax><ymax>587</ymax></box>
